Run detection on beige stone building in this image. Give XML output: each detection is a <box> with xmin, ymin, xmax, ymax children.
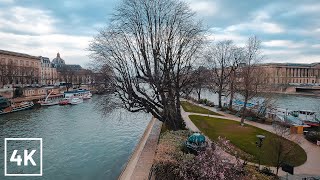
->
<box><xmin>40</xmin><ymin>56</ymin><xmax>58</xmax><ymax>85</ymax></box>
<box><xmin>261</xmin><ymin>63</ymin><xmax>320</xmax><ymax>86</ymax></box>
<box><xmin>0</xmin><ymin>49</ymin><xmax>41</xmax><ymax>88</ymax></box>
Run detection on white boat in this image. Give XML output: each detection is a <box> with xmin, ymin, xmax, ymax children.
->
<box><xmin>64</xmin><ymin>89</ymin><xmax>92</xmax><ymax>100</ymax></box>
<box><xmin>69</xmin><ymin>98</ymin><xmax>83</xmax><ymax>105</ymax></box>
<box><xmin>39</xmin><ymin>91</ymin><xmax>59</xmax><ymax>106</ymax></box>
<box><xmin>40</xmin><ymin>100</ymin><xmax>58</xmax><ymax>106</ymax></box>
<box><xmin>82</xmin><ymin>92</ymin><xmax>92</xmax><ymax>99</ymax></box>
<box><xmin>274</xmin><ymin>108</ymin><xmax>319</xmax><ymax>126</ymax></box>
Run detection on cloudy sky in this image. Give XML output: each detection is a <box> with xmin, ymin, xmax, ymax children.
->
<box><xmin>0</xmin><ymin>0</ymin><xmax>319</xmax><ymax>66</ymax></box>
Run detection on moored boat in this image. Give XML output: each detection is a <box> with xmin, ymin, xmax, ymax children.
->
<box><xmin>69</xmin><ymin>98</ymin><xmax>83</xmax><ymax>105</ymax></box>
<box><xmin>82</xmin><ymin>92</ymin><xmax>93</xmax><ymax>99</ymax></box>
<box><xmin>39</xmin><ymin>100</ymin><xmax>59</xmax><ymax>106</ymax></box>
<box><xmin>274</xmin><ymin>108</ymin><xmax>319</xmax><ymax>126</ymax></box>
<box><xmin>0</xmin><ymin>96</ymin><xmax>34</xmax><ymax>115</ymax></box>
<box><xmin>59</xmin><ymin>98</ymin><xmax>69</xmax><ymax>105</ymax></box>
<box><xmin>39</xmin><ymin>91</ymin><xmax>60</xmax><ymax>106</ymax></box>
<box><xmin>64</xmin><ymin>89</ymin><xmax>92</xmax><ymax>100</ymax></box>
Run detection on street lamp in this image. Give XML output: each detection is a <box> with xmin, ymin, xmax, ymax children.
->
<box><xmin>256</xmin><ymin>134</ymin><xmax>265</xmax><ymax>170</ymax></box>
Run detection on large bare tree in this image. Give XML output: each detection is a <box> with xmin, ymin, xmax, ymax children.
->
<box><xmin>89</xmin><ymin>0</ymin><xmax>205</xmax><ymax>130</ymax></box>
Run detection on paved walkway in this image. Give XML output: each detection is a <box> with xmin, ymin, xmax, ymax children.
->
<box><xmin>181</xmin><ymin>100</ymin><xmax>320</xmax><ymax>178</ymax></box>
<box><xmin>118</xmin><ymin>117</ymin><xmax>162</xmax><ymax>180</ymax></box>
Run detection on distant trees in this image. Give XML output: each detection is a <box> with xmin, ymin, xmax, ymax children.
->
<box><xmin>0</xmin><ymin>60</ymin><xmax>40</xmax><ymax>87</ymax></box>
<box><xmin>90</xmin><ymin>0</ymin><xmax>205</xmax><ymax>130</ymax></box>
<box><xmin>192</xmin><ymin>66</ymin><xmax>210</xmax><ymax>101</ymax></box>
<box><xmin>237</xmin><ymin>36</ymin><xmax>268</xmax><ymax>125</ymax></box>
<box><xmin>206</xmin><ymin>40</ymin><xmax>242</xmax><ymax>108</ymax></box>
<box><xmin>58</xmin><ymin>66</ymin><xmax>75</xmax><ymax>90</ymax></box>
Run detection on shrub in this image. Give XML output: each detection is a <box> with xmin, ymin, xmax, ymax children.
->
<box><xmin>153</xmin><ymin>131</ymin><xmax>278</xmax><ymax>180</ymax></box>
<box><xmin>260</xmin><ymin>167</ymin><xmax>274</xmax><ymax>176</ymax></box>
<box><xmin>305</xmin><ymin>131</ymin><xmax>320</xmax><ymax>144</ymax></box>
<box><xmin>178</xmin><ymin>144</ymin><xmax>246</xmax><ymax>180</ymax></box>
<box><xmin>198</xmin><ymin>98</ymin><xmax>208</xmax><ymax>104</ymax></box>
<box><xmin>245</xmin><ymin>166</ymin><xmax>278</xmax><ymax>180</ymax></box>
<box><xmin>153</xmin><ymin>130</ymin><xmax>194</xmax><ymax>179</ymax></box>
<box><xmin>204</xmin><ymin>100</ymin><xmax>215</xmax><ymax>107</ymax></box>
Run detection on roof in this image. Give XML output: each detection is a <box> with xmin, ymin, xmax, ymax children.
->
<box><xmin>261</xmin><ymin>62</ymin><xmax>320</xmax><ymax>68</ymax></box>
<box><xmin>0</xmin><ymin>49</ymin><xmax>40</xmax><ymax>60</ymax></box>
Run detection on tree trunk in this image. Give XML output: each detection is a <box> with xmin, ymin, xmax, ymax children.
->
<box><xmin>163</xmin><ymin>99</ymin><xmax>184</xmax><ymax>130</ymax></box>
<box><xmin>218</xmin><ymin>89</ymin><xmax>222</xmax><ymax>108</ymax></box>
<box><xmin>197</xmin><ymin>88</ymin><xmax>201</xmax><ymax>101</ymax></box>
<box><xmin>228</xmin><ymin>90</ymin><xmax>234</xmax><ymax>110</ymax></box>
<box><xmin>240</xmin><ymin>97</ymin><xmax>248</xmax><ymax>125</ymax></box>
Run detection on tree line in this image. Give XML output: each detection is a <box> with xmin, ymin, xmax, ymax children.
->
<box><xmin>0</xmin><ymin>60</ymin><xmax>40</xmax><ymax>87</ymax></box>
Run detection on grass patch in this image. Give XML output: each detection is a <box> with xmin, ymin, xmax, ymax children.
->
<box><xmin>189</xmin><ymin>115</ymin><xmax>307</xmax><ymax>167</ymax></box>
<box><xmin>181</xmin><ymin>101</ymin><xmax>222</xmax><ymax>116</ymax></box>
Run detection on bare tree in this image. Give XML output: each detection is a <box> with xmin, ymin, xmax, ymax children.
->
<box><xmin>206</xmin><ymin>40</ymin><xmax>241</xmax><ymax>108</ymax></box>
<box><xmin>192</xmin><ymin>66</ymin><xmax>209</xmax><ymax>101</ymax></box>
<box><xmin>59</xmin><ymin>66</ymin><xmax>75</xmax><ymax>91</ymax></box>
<box><xmin>270</xmin><ymin>124</ymin><xmax>303</xmax><ymax>175</ymax></box>
<box><xmin>237</xmin><ymin>36</ymin><xmax>266</xmax><ymax>125</ymax></box>
<box><xmin>0</xmin><ymin>60</ymin><xmax>7</xmax><ymax>87</ymax></box>
<box><xmin>89</xmin><ymin>0</ymin><xmax>205</xmax><ymax>130</ymax></box>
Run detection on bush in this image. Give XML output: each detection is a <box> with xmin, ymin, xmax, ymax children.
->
<box><xmin>205</xmin><ymin>100</ymin><xmax>215</xmax><ymax>107</ymax></box>
<box><xmin>245</xmin><ymin>166</ymin><xmax>278</xmax><ymax>180</ymax></box>
<box><xmin>153</xmin><ymin>130</ymin><xmax>194</xmax><ymax>180</ymax></box>
<box><xmin>153</xmin><ymin>131</ymin><xmax>278</xmax><ymax>180</ymax></box>
<box><xmin>305</xmin><ymin>131</ymin><xmax>320</xmax><ymax>144</ymax></box>
<box><xmin>198</xmin><ymin>98</ymin><xmax>208</xmax><ymax>104</ymax></box>
<box><xmin>178</xmin><ymin>144</ymin><xmax>246</xmax><ymax>180</ymax></box>
<box><xmin>260</xmin><ymin>167</ymin><xmax>274</xmax><ymax>176</ymax></box>
<box><xmin>13</xmin><ymin>87</ymin><xmax>23</xmax><ymax>98</ymax></box>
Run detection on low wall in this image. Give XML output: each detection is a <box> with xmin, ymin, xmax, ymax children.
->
<box><xmin>118</xmin><ymin>118</ymin><xmax>162</xmax><ymax>180</ymax></box>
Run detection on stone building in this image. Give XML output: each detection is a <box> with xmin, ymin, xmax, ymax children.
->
<box><xmin>51</xmin><ymin>52</ymin><xmax>93</xmax><ymax>85</ymax></box>
<box><xmin>0</xmin><ymin>49</ymin><xmax>41</xmax><ymax>88</ymax></box>
<box><xmin>40</xmin><ymin>56</ymin><xmax>58</xmax><ymax>85</ymax></box>
<box><xmin>261</xmin><ymin>63</ymin><xmax>320</xmax><ymax>86</ymax></box>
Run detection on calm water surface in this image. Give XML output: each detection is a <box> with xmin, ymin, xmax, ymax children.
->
<box><xmin>195</xmin><ymin>89</ymin><xmax>320</xmax><ymax>115</ymax></box>
<box><xmin>0</xmin><ymin>96</ymin><xmax>150</xmax><ymax>179</ymax></box>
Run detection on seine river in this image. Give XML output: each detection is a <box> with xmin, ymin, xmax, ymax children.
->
<box><xmin>0</xmin><ymin>95</ymin><xmax>150</xmax><ymax>179</ymax></box>
<box><xmin>197</xmin><ymin>89</ymin><xmax>320</xmax><ymax>115</ymax></box>
<box><xmin>0</xmin><ymin>92</ymin><xmax>319</xmax><ymax>179</ymax></box>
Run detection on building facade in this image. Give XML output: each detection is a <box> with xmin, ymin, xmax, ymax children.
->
<box><xmin>262</xmin><ymin>63</ymin><xmax>320</xmax><ymax>86</ymax></box>
<box><xmin>0</xmin><ymin>49</ymin><xmax>41</xmax><ymax>88</ymax></box>
<box><xmin>51</xmin><ymin>53</ymin><xmax>93</xmax><ymax>85</ymax></box>
<box><xmin>40</xmin><ymin>56</ymin><xmax>58</xmax><ymax>85</ymax></box>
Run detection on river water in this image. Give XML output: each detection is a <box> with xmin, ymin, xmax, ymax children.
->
<box><xmin>1</xmin><ymin>91</ymin><xmax>319</xmax><ymax>179</ymax></box>
<box><xmin>0</xmin><ymin>95</ymin><xmax>150</xmax><ymax>179</ymax></box>
<box><xmin>195</xmin><ymin>89</ymin><xmax>320</xmax><ymax>115</ymax></box>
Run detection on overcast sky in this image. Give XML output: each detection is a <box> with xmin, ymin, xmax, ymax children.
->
<box><xmin>0</xmin><ymin>0</ymin><xmax>319</xmax><ymax>66</ymax></box>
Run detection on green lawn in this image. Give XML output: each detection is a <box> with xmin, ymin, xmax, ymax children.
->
<box><xmin>181</xmin><ymin>101</ymin><xmax>222</xmax><ymax>116</ymax></box>
<box><xmin>189</xmin><ymin>115</ymin><xmax>307</xmax><ymax>167</ymax></box>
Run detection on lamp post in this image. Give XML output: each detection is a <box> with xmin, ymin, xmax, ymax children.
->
<box><xmin>256</xmin><ymin>134</ymin><xmax>265</xmax><ymax>170</ymax></box>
